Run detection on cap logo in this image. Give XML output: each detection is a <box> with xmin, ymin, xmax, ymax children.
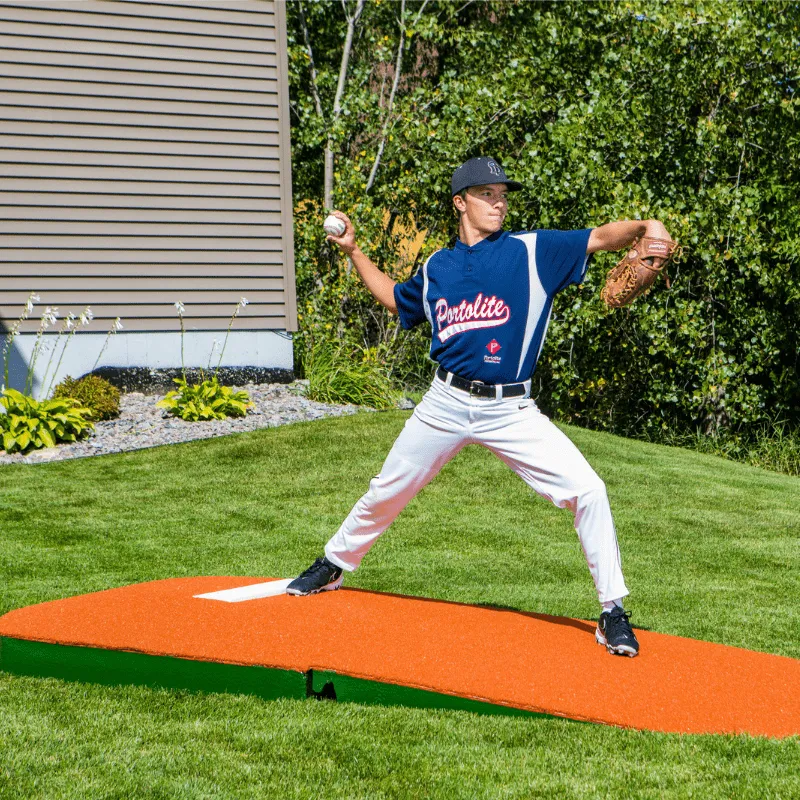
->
<box><xmin>487</xmin><ymin>160</ymin><xmax>502</xmax><ymax>177</ymax></box>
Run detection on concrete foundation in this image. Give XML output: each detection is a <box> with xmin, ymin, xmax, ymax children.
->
<box><xmin>3</xmin><ymin>330</ymin><xmax>294</xmax><ymax>398</ymax></box>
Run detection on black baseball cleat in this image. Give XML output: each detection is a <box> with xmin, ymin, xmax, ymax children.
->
<box><xmin>286</xmin><ymin>556</ymin><xmax>343</xmax><ymax>596</ymax></box>
<box><xmin>596</xmin><ymin>607</ymin><xmax>640</xmax><ymax>657</ymax></box>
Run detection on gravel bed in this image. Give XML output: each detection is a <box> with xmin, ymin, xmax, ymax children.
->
<box><xmin>0</xmin><ymin>380</ymin><xmax>405</xmax><ymax>466</ymax></box>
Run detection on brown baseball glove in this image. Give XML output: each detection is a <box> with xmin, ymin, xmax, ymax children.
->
<box><xmin>600</xmin><ymin>236</ymin><xmax>678</xmax><ymax>308</ymax></box>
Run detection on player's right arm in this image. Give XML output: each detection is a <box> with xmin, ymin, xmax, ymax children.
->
<box><xmin>326</xmin><ymin>211</ymin><xmax>398</xmax><ymax>314</ymax></box>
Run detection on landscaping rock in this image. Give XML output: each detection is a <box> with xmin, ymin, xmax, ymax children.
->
<box><xmin>0</xmin><ymin>381</ymin><xmax>381</xmax><ymax>466</ymax></box>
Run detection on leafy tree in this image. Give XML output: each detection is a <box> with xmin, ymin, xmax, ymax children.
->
<box><xmin>287</xmin><ymin>0</ymin><xmax>800</xmax><ymax>435</ymax></box>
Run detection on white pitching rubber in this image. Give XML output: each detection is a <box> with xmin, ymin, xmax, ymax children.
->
<box><xmin>194</xmin><ymin>579</ymin><xmax>293</xmax><ymax>603</ymax></box>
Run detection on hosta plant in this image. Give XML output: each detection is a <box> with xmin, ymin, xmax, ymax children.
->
<box><xmin>156</xmin><ymin>376</ymin><xmax>253</xmax><ymax>422</ymax></box>
<box><xmin>0</xmin><ymin>388</ymin><xmax>93</xmax><ymax>453</ymax></box>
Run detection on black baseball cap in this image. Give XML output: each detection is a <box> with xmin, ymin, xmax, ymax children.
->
<box><xmin>451</xmin><ymin>157</ymin><xmax>523</xmax><ymax>196</ymax></box>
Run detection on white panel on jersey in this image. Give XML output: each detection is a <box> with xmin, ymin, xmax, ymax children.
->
<box><xmin>536</xmin><ymin>306</ymin><xmax>554</xmax><ymax>362</ymax></box>
<box><xmin>422</xmin><ymin>254</ymin><xmax>434</xmax><ymax>327</ymax></box>
<box><xmin>194</xmin><ymin>578</ymin><xmax>292</xmax><ymax>602</ymax></box>
<box><xmin>511</xmin><ymin>232</ymin><xmax>549</xmax><ymax>381</ymax></box>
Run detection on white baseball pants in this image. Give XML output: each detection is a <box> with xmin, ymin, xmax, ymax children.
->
<box><xmin>324</xmin><ymin>374</ymin><xmax>629</xmax><ymax>604</ymax></box>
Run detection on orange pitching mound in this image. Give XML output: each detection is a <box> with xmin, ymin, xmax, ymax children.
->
<box><xmin>1</xmin><ymin>577</ymin><xmax>799</xmax><ymax>738</ymax></box>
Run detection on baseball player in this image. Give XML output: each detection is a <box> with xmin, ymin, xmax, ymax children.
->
<box><xmin>287</xmin><ymin>157</ymin><xmax>674</xmax><ymax>657</ymax></box>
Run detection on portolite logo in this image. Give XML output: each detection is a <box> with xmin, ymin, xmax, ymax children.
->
<box><xmin>435</xmin><ymin>293</ymin><xmax>510</xmax><ymax>343</ymax></box>
<box><xmin>484</xmin><ymin>338</ymin><xmax>502</xmax><ymax>365</ymax></box>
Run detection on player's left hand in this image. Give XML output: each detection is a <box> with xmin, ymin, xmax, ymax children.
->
<box><xmin>642</xmin><ymin>220</ymin><xmax>673</xmax><ymax>269</ymax></box>
<box><xmin>601</xmin><ymin>233</ymin><xmax>678</xmax><ymax>308</ymax></box>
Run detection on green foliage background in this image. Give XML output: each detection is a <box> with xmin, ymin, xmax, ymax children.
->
<box><xmin>288</xmin><ymin>0</ymin><xmax>800</xmax><ymax>436</ymax></box>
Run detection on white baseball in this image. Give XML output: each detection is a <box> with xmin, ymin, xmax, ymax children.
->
<box><xmin>323</xmin><ymin>215</ymin><xmax>346</xmax><ymax>237</ymax></box>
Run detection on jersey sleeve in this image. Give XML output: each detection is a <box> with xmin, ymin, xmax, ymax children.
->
<box><xmin>393</xmin><ymin>266</ymin><xmax>428</xmax><ymax>330</ymax></box>
<box><xmin>535</xmin><ymin>228</ymin><xmax>593</xmax><ymax>295</ymax></box>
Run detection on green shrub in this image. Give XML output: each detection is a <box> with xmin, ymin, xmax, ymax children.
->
<box><xmin>52</xmin><ymin>374</ymin><xmax>121</xmax><ymax>421</ymax></box>
<box><xmin>656</xmin><ymin>422</ymin><xmax>800</xmax><ymax>478</ymax></box>
<box><xmin>305</xmin><ymin>339</ymin><xmax>400</xmax><ymax>410</ymax></box>
<box><xmin>0</xmin><ymin>388</ymin><xmax>93</xmax><ymax>453</ymax></box>
<box><xmin>156</xmin><ymin>376</ymin><xmax>253</xmax><ymax>422</ymax></box>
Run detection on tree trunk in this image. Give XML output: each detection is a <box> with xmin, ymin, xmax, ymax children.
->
<box><xmin>324</xmin><ymin>0</ymin><xmax>366</xmax><ymax>210</ymax></box>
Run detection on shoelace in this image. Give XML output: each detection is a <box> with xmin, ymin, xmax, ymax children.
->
<box><xmin>300</xmin><ymin>558</ymin><xmax>329</xmax><ymax>577</ymax></box>
<box><xmin>608</xmin><ymin>608</ymin><xmax>634</xmax><ymax>637</ymax></box>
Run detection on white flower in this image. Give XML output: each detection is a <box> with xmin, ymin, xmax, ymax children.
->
<box><xmin>65</xmin><ymin>315</ymin><xmax>76</xmax><ymax>330</ymax></box>
<box><xmin>174</xmin><ymin>301</ymin><xmax>185</xmax><ymax>316</ymax></box>
<box><xmin>80</xmin><ymin>307</ymin><xmax>93</xmax><ymax>326</ymax></box>
<box><xmin>212</xmin><ymin>338</ymin><xmax>221</xmax><ymax>352</ymax></box>
<box><xmin>26</xmin><ymin>293</ymin><xmax>40</xmax><ymax>313</ymax></box>
<box><xmin>42</xmin><ymin>306</ymin><xmax>59</xmax><ymax>328</ymax></box>
<box><xmin>113</xmin><ymin>317</ymin><xmax>123</xmax><ymax>332</ymax></box>
<box><xmin>233</xmin><ymin>297</ymin><xmax>249</xmax><ymax>318</ymax></box>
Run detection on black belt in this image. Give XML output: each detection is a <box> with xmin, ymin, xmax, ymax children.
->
<box><xmin>436</xmin><ymin>366</ymin><xmax>528</xmax><ymax>399</ymax></box>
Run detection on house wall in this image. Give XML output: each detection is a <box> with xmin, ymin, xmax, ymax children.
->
<box><xmin>0</xmin><ymin>0</ymin><xmax>297</xmax><ymax>394</ymax></box>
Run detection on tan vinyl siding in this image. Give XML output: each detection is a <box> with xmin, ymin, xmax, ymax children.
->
<box><xmin>3</xmin><ymin>250</ymin><xmax>282</xmax><ymax>264</ymax></box>
<box><xmin>1</xmin><ymin>104</ymin><xmax>275</xmax><ymax>130</ymax></box>
<box><xmin>0</xmin><ymin>47</ymin><xmax>277</xmax><ymax>78</ymax></box>
<box><xmin>0</xmin><ymin>181</ymin><xmax>282</xmax><ymax>197</ymax></box>
<box><xmin>0</xmin><ymin>0</ymin><xmax>297</xmax><ymax>334</ymax></box>
<box><xmin>0</xmin><ymin>36</ymin><xmax>278</xmax><ymax>68</ymax></box>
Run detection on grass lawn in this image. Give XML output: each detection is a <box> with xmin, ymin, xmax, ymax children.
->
<box><xmin>1</xmin><ymin>410</ymin><xmax>799</xmax><ymax>799</ymax></box>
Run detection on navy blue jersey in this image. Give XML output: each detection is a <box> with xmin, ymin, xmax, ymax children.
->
<box><xmin>394</xmin><ymin>229</ymin><xmax>592</xmax><ymax>383</ymax></box>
